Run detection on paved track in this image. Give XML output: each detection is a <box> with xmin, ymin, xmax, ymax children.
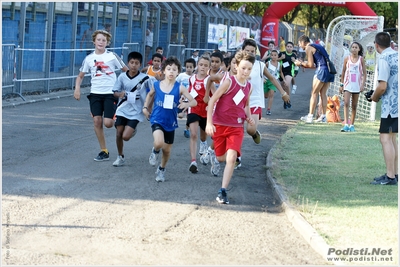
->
<box><xmin>2</xmin><ymin>69</ymin><xmax>328</xmax><ymax>265</ymax></box>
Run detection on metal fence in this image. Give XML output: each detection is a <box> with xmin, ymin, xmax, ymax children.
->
<box><xmin>2</xmin><ymin>2</ymin><xmax>326</xmax><ymax>98</ymax></box>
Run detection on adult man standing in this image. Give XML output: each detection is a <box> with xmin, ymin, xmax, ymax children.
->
<box><xmin>369</xmin><ymin>32</ymin><xmax>398</xmax><ymax>185</ymax></box>
<box><xmin>145</xmin><ymin>23</ymin><xmax>154</xmax><ymax>61</ymax></box>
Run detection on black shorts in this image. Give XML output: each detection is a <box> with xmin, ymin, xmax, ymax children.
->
<box><xmin>379</xmin><ymin>115</ymin><xmax>398</xmax><ymax>133</ymax></box>
<box><xmin>151</xmin><ymin>123</ymin><xmax>175</xmax><ymax>144</ymax></box>
<box><xmin>115</xmin><ymin>116</ymin><xmax>139</xmax><ymax>129</ymax></box>
<box><xmin>186</xmin><ymin>113</ymin><xmax>207</xmax><ymax>131</ymax></box>
<box><xmin>87</xmin><ymin>93</ymin><xmax>117</xmax><ymax>119</ymax></box>
<box><xmin>282</xmin><ymin>71</ymin><xmax>293</xmax><ymax>77</ymax></box>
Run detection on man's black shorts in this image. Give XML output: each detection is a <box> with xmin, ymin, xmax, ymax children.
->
<box><xmin>379</xmin><ymin>115</ymin><xmax>398</xmax><ymax>133</ymax></box>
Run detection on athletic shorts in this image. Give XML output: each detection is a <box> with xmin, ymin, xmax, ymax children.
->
<box><xmin>379</xmin><ymin>115</ymin><xmax>398</xmax><ymax>133</ymax></box>
<box><xmin>213</xmin><ymin>125</ymin><xmax>244</xmax><ymax>157</ymax></box>
<box><xmin>151</xmin><ymin>123</ymin><xmax>175</xmax><ymax>144</ymax></box>
<box><xmin>264</xmin><ymin>79</ymin><xmax>277</xmax><ymax>93</ymax></box>
<box><xmin>87</xmin><ymin>93</ymin><xmax>117</xmax><ymax>119</ymax></box>
<box><xmin>115</xmin><ymin>116</ymin><xmax>139</xmax><ymax>129</ymax></box>
<box><xmin>250</xmin><ymin>106</ymin><xmax>262</xmax><ymax>120</ymax></box>
<box><xmin>186</xmin><ymin>113</ymin><xmax>207</xmax><ymax>131</ymax></box>
<box><xmin>282</xmin><ymin>71</ymin><xmax>293</xmax><ymax>77</ymax></box>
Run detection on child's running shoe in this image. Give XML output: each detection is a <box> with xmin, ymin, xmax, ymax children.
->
<box><xmin>216</xmin><ymin>189</ymin><xmax>229</xmax><ymax>204</ymax></box>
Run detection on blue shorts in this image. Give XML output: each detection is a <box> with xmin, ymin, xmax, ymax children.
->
<box><xmin>315</xmin><ymin>67</ymin><xmax>335</xmax><ymax>83</ymax></box>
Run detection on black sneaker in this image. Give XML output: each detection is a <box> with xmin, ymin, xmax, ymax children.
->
<box><xmin>373</xmin><ymin>174</ymin><xmax>398</xmax><ymax>182</ymax></box>
<box><xmin>370</xmin><ymin>175</ymin><xmax>397</xmax><ymax>185</ymax></box>
<box><xmin>283</xmin><ymin>102</ymin><xmax>287</xmax><ymax>109</ymax></box>
<box><xmin>216</xmin><ymin>190</ymin><xmax>229</xmax><ymax>204</ymax></box>
<box><xmin>94</xmin><ymin>151</ymin><xmax>110</xmax><ymax>161</ymax></box>
<box><xmin>286</xmin><ymin>101</ymin><xmax>292</xmax><ymax>108</ymax></box>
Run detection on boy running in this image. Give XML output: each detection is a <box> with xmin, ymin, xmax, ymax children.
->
<box><xmin>264</xmin><ymin>50</ymin><xmax>283</xmax><ymax>115</ymax></box>
<box><xmin>74</xmin><ymin>29</ymin><xmax>128</xmax><ymax>161</ymax></box>
<box><xmin>186</xmin><ymin>55</ymin><xmax>211</xmax><ymax>173</ymax></box>
<box><xmin>143</xmin><ymin>56</ymin><xmax>197</xmax><ymax>182</ymax></box>
<box><xmin>112</xmin><ymin>51</ymin><xmax>148</xmax><ymax>166</ymax></box>
<box><xmin>141</xmin><ymin>53</ymin><xmax>163</xmax><ymax>81</ymax></box>
<box><xmin>205</xmin><ymin>50</ymin><xmax>256</xmax><ymax>204</ymax></box>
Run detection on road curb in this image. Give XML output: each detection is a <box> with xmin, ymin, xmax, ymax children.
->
<box><xmin>266</xmin><ymin>146</ymin><xmax>342</xmax><ymax>266</ymax></box>
<box><xmin>2</xmin><ymin>88</ymin><xmax>91</xmax><ymax>109</ymax></box>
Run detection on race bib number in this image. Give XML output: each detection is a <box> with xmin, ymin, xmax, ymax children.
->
<box><xmin>127</xmin><ymin>92</ymin><xmax>137</xmax><ymax>103</ymax></box>
<box><xmin>233</xmin><ymin>89</ymin><xmax>245</xmax><ymax>105</ymax></box>
<box><xmin>282</xmin><ymin>61</ymin><xmax>290</xmax><ymax>68</ymax></box>
<box><xmin>268</xmin><ymin>64</ymin><xmax>276</xmax><ymax>72</ymax></box>
<box><xmin>163</xmin><ymin>94</ymin><xmax>174</xmax><ymax>109</ymax></box>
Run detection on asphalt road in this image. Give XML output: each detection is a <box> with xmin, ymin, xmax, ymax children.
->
<box><xmin>2</xmin><ymin>69</ymin><xmax>328</xmax><ymax>265</ymax></box>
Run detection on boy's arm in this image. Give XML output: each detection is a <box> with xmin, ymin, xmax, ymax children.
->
<box><xmin>205</xmin><ymin>78</ymin><xmax>230</xmax><ymax>137</ymax></box>
<box><xmin>142</xmin><ymin>86</ymin><xmax>155</xmax><ymax>119</ymax></box>
<box><xmin>112</xmin><ymin>77</ymin><xmax>125</xmax><ymax>99</ymax></box>
<box><xmin>141</xmin><ymin>66</ymin><xmax>148</xmax><ymax>73</ymax></box>
<box><xmin>263</xmin><ymin>66</ymin><xmax>289</xmax><ymax>102</ymax></box>
<box><xmin>180</xmin><ymin>85</ymin><xmax>197</xmax><ymax>109</ymax></box>
<box><xmin>204</xmin><ymin>73</ymin><xmax>223</xmax><ymax>103</ymax></box>
<box><xmin>74</xmin><ymin>72</ymin><xmax>86</xmax><ymax>101</ymax></box>
<box><xmin>244</xmin><ymin>87</ymin><xmax>255</xmax><ymax>126</ymax></box>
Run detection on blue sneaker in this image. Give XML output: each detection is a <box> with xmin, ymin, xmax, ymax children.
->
<box><xmin>216</xmin><ymin>189</ymin><xmax>229</xmax><ymax>204</ymax></box>
<box><xmin>184</xmin><ymin>129</ymin><xmax>190</xmax><ymax>138</ymax></box>
<box><xmin>349</xmin><ymin>125</ymin><xmax>355</xmax><ymax>132</ymax></box>
<box><xmin>341</xmin><ymin>125</ymin><xmax>350</xmax><ymax>132</ymax></box>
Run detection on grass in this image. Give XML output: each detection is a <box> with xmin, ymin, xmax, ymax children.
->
<box><xmin>271</xmin><ymin>121</ymin><xmax>398</xmax><ymax>265</ymax></box>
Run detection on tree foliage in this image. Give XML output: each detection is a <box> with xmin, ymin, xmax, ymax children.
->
<box><xmin>221</xmin><ymin>2</ymin><xmax>397</xmax><ymax>29</ymax></box>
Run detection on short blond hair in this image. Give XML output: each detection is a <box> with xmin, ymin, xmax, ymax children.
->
<box><xmin>92</xmin><ymin>30</ymin><xmax>112</xmax><ymax>44</ymax></box>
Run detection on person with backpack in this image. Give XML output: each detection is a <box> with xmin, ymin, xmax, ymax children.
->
<box><xmin>295</xmin><ymin>35</ymin><xmax>335</xmax><ymax>123</ymax></box>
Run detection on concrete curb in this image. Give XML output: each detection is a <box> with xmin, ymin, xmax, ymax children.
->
<box><xmin>2</xmin><ymin>88</ymin><xmax>91</xmax><ymax>109</ymax></box>
<box><xmin>266</xmin><ymin>146</ymin><xmax>342</xmax><ymax>266</ymax></box>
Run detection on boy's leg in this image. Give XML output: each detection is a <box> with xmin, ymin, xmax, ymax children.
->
<box><xmin>221</xmin><ymin>149</ymin><xmax>238</xmax><ymax>189</ymax></box>
<box><xmin>93</xmin><ymin>116</ymin><xmax>106</xmax><ymax>149</ymax></box>
<box><xmin>160</xmin><ymin>143</ymin><xmax>173</xmax><ymax>168</ymax></box>
<box><xmin>189</xmin><ymin>121</ymin><xmax>199</xmax><ymax>161</ymax></box>
<box><xmin>381</xmin><ymin>132</ymin><xmax>397</xmax><ymax>178</ymax></box>
<box><xmin>115</xmin><ymin>125</ymin><xmax>124</xmax><ymax>155</ymax></box>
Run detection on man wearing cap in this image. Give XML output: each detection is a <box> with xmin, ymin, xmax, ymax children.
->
<box><xmin>365</xmin><ymin>42</ymin><xmax>377</xmax><ymax>73</ymax></box>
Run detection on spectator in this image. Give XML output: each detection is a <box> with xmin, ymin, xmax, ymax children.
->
<box><xmin>295</xmin><ymin>35</ymin><xmax>335</xmax><ymax>123</ymax></box>
<box><xmin>370</xmin><ymin>32</ymin><xmax>398</xmax><ymax>186</ymax></box>
<box><xmin>80</xmin><ymin>22</ymin><xmax>94</xmax><ymax>55</ymax></box>
<box><xmin>365</xmin><ymin>42</ymin><xmax>377</xmax><ymax>72</ymax></box>
<box><xmin>237</xmin><ymin>4</ymin><xmax>246</xmax><ymax>13</ymax></box>
<box><xmin>145</xmin><ymin>23</ymin><xmax>154</xmax><ymax>61</ymax></box>
<box><xmin>279</xmin><ymin>36</ymin><xmax>286</xmax><ymax>52</ymax></box>
<box><xmin>191</xmin><ymin>50</ymin><xmax>199</xmax><ymax>63</ymax></box>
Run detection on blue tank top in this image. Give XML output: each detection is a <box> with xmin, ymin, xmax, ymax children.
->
<box><xmin>150</xmin><ymin>81</ymin><xmax>181</xmax><ymax>131</ymax></box>
<box><xmin>311</xmin><ymin>44</ymin><xmax>328</xmax><ymax>69</ymax></box>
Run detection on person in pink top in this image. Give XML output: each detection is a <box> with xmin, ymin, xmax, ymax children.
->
<box><xmin>339</xmin><ymin>41</ymin><xmax>367</xmax><ymax>132</ymax></box>
<box><xmin>205</xmin><ymin>50</ymin><xmax>256</xmax><ymax>204</ymax></box>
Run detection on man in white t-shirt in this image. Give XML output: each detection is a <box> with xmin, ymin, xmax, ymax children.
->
<box><xmin>145</xmin><ymin>23</ymin><xmax>154</xmax><ymax>61</ymax></box>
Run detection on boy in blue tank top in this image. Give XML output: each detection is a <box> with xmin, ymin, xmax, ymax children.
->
<box><xmin>142</xmin><ymin>56</ymin><xmax>197</xmax><ymax>182</ymax></box>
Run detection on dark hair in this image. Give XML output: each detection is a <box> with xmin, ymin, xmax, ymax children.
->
<box><xmin>375</xmin><ymin>32</ymin><xmax>391</xmax><ymax>48</ymax></box>
<box><xmin>242</xmin><ymin>38</ymin><xmax>257</xmax><ymax>50</ymax></box>
<box><xmin>298</xmin><ymin>35</ymin><xmax>310</xmax><ymax>44</ymax></box>
<box><xmin>235</xmin><ymin>50</ymin><xmax>255</xmax><ymax>66</ymax></box>
<box><xmin>128</xmin><ymin>51</ymin><xmax>143</xmax><ymax>63</ymax></box>
<box><xmin>184</xmin><ymin>58</ymin><xmax>196</xmax><ymax>68</ymax></box>
<box><xmin>211</xmin><ymin>51</ymin><xmax>224</xmax><ymax>62</ymax></box>
<box><xmin>156</xmin><ymin>46</ymin><xmax>163</xmax><ymax>51</ymax></box>
<box><xmin>227</xmin><ymin>53</ymin><xmax>236</xmax><ymax>65</ymax></box>
<box><xmin>351</xmin><ymin>42</ymin><xmax>364</xmax><ymax>56</ymax></box>
<box><xmin>286</xmin><ymin>41</ymin><xmax>294</xmax><ymax>47</ymax></box>
<box><xmin>270</xmin><ymin>50</ymin><xmax>279</xmax><ymax>55</ymax></box>
<box><xmin>268</xmin><ymin>41</ymin><xmax>275</xmax><ymax>46</ymax></box>
<box><xmin>223</xmin><ymin>57</ymin><xmax>230</xmax><ymax>68</ymax></box>
<box><xmin>152</xmin><ymin>53</ymin><xmax>163</xmax><ymax>61</ymax></box>
<box><xmin>161</xmin><ymin>56</ymin><xmax>182</xmax><ymax>73</ymax></box>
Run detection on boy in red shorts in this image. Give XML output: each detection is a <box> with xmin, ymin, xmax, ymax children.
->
<box><xmin>205</xmin><ymin>50</ymin><xmax>256</xmax><ymax>204</ymax></box>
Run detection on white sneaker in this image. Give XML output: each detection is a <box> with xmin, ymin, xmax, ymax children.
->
<box><xmin>149</xmin><ymin>148</ymin><xmax>160</xmax><ymax>166</ymax></box>
<box><xmin>112</xmin><ymin>155</ymin><xmax>125</xmax><ymax>167</ymax></box>
<box><xmin>155</xmin><ymin>167</ymin><xmax>165</xmax><ymax>182</ymax></box>
<box><xmin>200</xmin><ymin>147</ymin><xmax>212</xmax><ymax>165</ymax></box>
<box><xmin>199</xmin><ymin>141</ymin><xmax>208</xmax><ymax>155</ymax></box>
<box><xmin>210</xmin><ymin>151</ymin><xmax>220</xmax><ymax>177</ymax></box>
<box><xmin>189</xmin><ymin>161</ymin><xmax>198</xmax><ymax>173</ymax></box>
<box><xmin>300</xmin><ymin>114</ymin><xmax>313</xmax><ymax>124</ymax></box>
<box><xmin>291</xmin><ymin>85</ymin><xmax>297</xmax><ymax>94</ymax></box>
<box><xmin>234</xmin><ymin>157</ymin><xmax>242</xmax><ymax>170</ymax></box>
<box><xmin>315</xmin><ymin>115</ymin><xmax>327</xmax><ymax>123</ymax></box>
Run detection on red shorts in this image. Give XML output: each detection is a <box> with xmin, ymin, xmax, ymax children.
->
<box><xmin>250</xmin><ymin>106</ymin><xmax>262</xmax><ymax>120</ymax></box>
<box><xmin>213</xmin><ymin>125</ymin><xmax>244</xmax><ymax>157</ymax></box>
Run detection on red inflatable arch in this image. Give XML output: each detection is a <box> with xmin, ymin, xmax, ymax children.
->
<box><xmin>261</xmin><ymin>2</ymin><xmax>376</xmax><ymax>54</ymax></box>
